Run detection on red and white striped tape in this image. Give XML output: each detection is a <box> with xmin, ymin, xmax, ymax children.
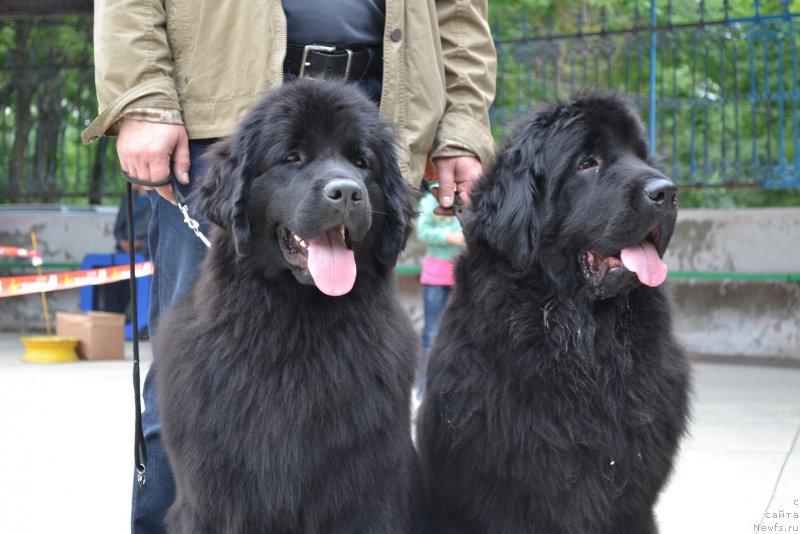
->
<box><xmin>0</xmin><ymin>246</ymin><xmax>42</xmax><ymax>266</ymax></box>
<box><xmin>0</xmin><ymin>261</ymin><xmax>154</xmax><ymax>298</ymax></box>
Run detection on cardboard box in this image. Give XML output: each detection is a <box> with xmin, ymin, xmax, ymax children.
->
<box><xmin>56</xmin><ymin>311</ymin><xmax>126</xmax><ymax>360</ymax></box>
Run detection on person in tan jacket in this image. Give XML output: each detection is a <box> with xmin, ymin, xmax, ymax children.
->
<box><xmin>84</xmin><ymin>0</ymin><xmax>496</xmax><ymax>205</ymax></box>
<box><xmin>85</xmin><ymin>2</ymin><xmax>496</xmax><ymax>532</ymax></box>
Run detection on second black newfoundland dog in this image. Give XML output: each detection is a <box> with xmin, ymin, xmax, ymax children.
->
<box><xmin>417</xmin><ymin>95</ymin><xmax>691</xmax><ymax>534</ymax></box>
<box><xmin>154</xmin><ymin>79</ymin><xmax>423</xmax><ymax>532</ymax></box>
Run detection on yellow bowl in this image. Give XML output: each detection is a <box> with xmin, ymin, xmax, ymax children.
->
<box><xmin>20</xmin><ymin>336</ymin><xmax>80</xmax><ymax>364</ymax></box>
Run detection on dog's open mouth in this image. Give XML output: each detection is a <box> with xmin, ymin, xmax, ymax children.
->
<box><xmin>278</xmin><ymin>224</ymin><xmax>356</xmax><ymax>296</ymax></box>
<box><xmin>580</xmin><ymin>226</ymin><xmax>668</xmax><ymax>288</ymax></box>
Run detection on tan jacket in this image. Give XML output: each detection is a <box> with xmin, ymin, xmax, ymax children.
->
<box><xmin>83</xmin><ymin>0</ymin><xmax>496</xmax><ymax>184</ymax></box>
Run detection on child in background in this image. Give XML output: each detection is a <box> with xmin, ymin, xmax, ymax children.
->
<box><xmin>415</xmin><ymin>182</ymin><xmax>465</xmax><ymax>395</ymax></box>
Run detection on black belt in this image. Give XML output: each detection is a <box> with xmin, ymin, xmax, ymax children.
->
<box><xmin>284</xmin><ymin>44</ymin><xmax>383</xmax><ymax>81</ymax></box>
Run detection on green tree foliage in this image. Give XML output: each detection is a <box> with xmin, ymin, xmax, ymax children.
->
<box><xmin>0</xmin><ymin>17</ymin><xmax>120</xmax><ymax>204</ymax></box>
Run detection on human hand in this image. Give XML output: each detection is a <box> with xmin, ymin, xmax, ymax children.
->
<box><xmin>116</xmin><ymin>117</ymin><xmax>190</xmax><ymax>204</ymax></box>
<box><xmin>433</xmin><ymin>155</ymin><xmax>483</xmax><ymax>209</ymax></box>
<box><xmin>447</xmin><ymin>231</ymin><xmax>466</xmax><ymax>247</ymax></box>
<box><xmin>118</xmin><ymin>239</ymin><xmax>142</xmax><ymax>253</ymax></box>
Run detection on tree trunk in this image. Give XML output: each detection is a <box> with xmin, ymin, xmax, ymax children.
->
<box><xmin>89</xmin><ymin>135</ymin><xmax>110</xmax><ymax>205</ymax></box>
<box><xmin>9</xmin><ymin>20</ymin><xmax>34</xmax><ymax>203</ymax></box>
<box><xmin>35</xmin><ymin>69</ymin><xmax>62</xmax><ymax>203</ymax></box>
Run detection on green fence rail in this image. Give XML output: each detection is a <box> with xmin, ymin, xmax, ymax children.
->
<box><xmin>1</xmin><ymin>262</ymin><xmax>797</xmax><ymax>283</ymax></box>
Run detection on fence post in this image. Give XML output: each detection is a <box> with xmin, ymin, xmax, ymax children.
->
<box><xmin>650</xmin><ymin>0</ymin><xmax>658</xmax><ymax>156</ymax></box>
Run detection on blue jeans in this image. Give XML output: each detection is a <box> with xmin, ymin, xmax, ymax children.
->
<box><xmin>419</xmin><ymin>284</ymin><xmax>452</xmax><ymax>392</ymax></box>
<box><xmin>131</xmin><ymin>139</ymin><xmax>216</xmax><ymax>534</ymax></box>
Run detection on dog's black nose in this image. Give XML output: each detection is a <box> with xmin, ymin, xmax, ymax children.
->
<box><xmin>644</xmin><ymin>179</ymin><xmax>678</xmax><ymax>210</ymax></box>
<box><xmin>323</xmin><ymin>179</ymin><xmax>364</xmax><ymax>207</ymax></box>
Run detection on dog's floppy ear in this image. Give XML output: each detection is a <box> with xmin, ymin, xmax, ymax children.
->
<box><xmin>374</xmin><ymin>132</ymin><xmax>417</xmax><ymax>268</ymax></box>
<box><xmin>466</xmin><ymin>135</ymin><xmax>545</xmax><ymax>271</ymax></box>
<box><xmin>196</xmin><ymin>138</ymin><xmax>252</xmax><ymax>256</ymax></box>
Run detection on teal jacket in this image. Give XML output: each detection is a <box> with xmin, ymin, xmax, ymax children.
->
<box><xmin>415</xmin><ymin>192</ymin><xmax>462</xmax><ymax>261</ymax></box>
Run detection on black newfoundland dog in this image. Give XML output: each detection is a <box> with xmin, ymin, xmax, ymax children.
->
<box><xmin>417</xmin><ymin>95</ymin><xmax>691</xmax><ymax>534</ymax></box>
<box><xmin>154</xmin><ymin>79</ymin><xmax>423</xmax><ymax>533</ymax></box>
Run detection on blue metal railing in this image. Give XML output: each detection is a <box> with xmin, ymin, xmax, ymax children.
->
<box><xmin>490</xmin><ymin>0</ymin><xmax>800</xmax><ymax>188</ymax></box>
<box><xmin>1</xmin><ymin>4</ymin><xmax>799</xmax><ymax>203</ymax></box>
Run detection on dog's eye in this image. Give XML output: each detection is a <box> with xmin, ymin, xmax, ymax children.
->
<box><xmin>577</xmin><ymin>157</ymin><xmax>599</xmax><ymax>172</ymax></box>
<box><xmin>354</xmin><ymin>157</ymin><xmax>369</xmax><ymax>169</ymax></box>
<box><xmin>282</xmin><ymin>151</ymin><xmax>301</xmax><ymax>164</ymax></box>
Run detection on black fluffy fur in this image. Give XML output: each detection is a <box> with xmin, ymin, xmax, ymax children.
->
<box><xmin>416</xmin><ymin>94</ymin><xmax>691</xmax><ymax>534</ymax></box>
<box><xmin>155</xmin><ymin>79</ymin><xmax>423</xmax><ymax>533</ymax></box>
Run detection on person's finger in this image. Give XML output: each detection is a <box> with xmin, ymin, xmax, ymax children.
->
<box><xmin>172</xmin><ymin>134</ymin><xmax>191</xmax><ymax>185</ymax></box>
<box><xmin>147</xmin><ymin>153</ymin><xmax>177</xmax><ymax>204</ymax></box>
<box><xmin>132</xmin><ymin>155</ymin><xmax>173</xmax><ymax>204</ymax></box>
<box><xmin>155</xmin><ymin>183</ymin><xmax>177</xmax><ymax>205</ymax></box>
<box><xmin>116</xmin><ymin>137</ymin><xmax>130</xmax><ymax>167</ymax></box>
<box><xmin>149</xmin><ymin>156</ymin><xmax>175</xmax><ymax>202</ymax></box>
<box><xmin>436</xmin><ymin>159</ymin><xmax>456</xmax><ymax>208</ymax></box>
<box><xmin>455</xmin><ymin>158</ymin><xmax>482</xmax><ymax>206</ymax></box>
<box><xmin>118</xmin><ymin>148</ymin><xmax>132</xmax><ymax>178</ymax></box>
<box><xmin>458</xmin><ymin>175</ymin><xmax>474</xmax><ymax>205</ymax></box>
<box><xmin>148</xmin><ymin>151</ymin><xmax>172</xmax><ymax>184</ymax></box>
<box><xmin>133</xmin><ymin>161</ymin><xmax>170</xmax><ymax>201</ymax></box>
<box><xmin>132</xmin><ymin>158</ymin><xmax>150</xmax><ymax>184</ymax></box>
<box><xmin>429</xmin><ymin>187</ymin><xmax>454</xmax><ymax>215</ymax></box>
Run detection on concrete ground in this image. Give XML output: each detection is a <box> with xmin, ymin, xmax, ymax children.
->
<box><xmin>0</xmin><ymin>332</ymin><xmax>797</xmax><ymax>534</ymax></box>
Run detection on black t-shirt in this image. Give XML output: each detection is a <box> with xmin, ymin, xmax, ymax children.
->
<box><xmin>282</xmin><ymin>0</ymin><xmax>386</xmax><ymax>47</ymax></box>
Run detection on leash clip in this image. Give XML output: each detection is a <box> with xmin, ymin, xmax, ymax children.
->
<box><xmin>136</xmin><ymin>464</ymin><xmax>146</xmax><ymax>488</ymax></box>
<box><xmin>177</xmin><ymin>200</ymin><xmax>211</xmax><ymax>248</ymax></box>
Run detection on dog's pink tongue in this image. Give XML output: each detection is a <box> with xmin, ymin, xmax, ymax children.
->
<box><xmin>306</xmin><ymin>228</ymin><xmax>356</xmax><ymax>296</ymax></box>
<box><xmin>620</xmin><ymin>241</ymin><xmax>668</xmax><ymax>287</ymax></box>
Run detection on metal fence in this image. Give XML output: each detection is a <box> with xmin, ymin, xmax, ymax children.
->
<box><xmin>491</xmin><ymin>0</ymin><xmax>800</xmax><ymax>188</ymax></box>
<box><xmin>1</xmin><ymin>2</ymin><xmax>799</xmax><ymax>204</ymax></box>
<box><xmin>0</xmin><ymin>17</ymin><xmax>121</xmax><ymax>204</ymax></box>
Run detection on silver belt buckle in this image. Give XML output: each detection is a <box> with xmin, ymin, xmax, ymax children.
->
<box><xmin>300</xmin><ymin>45</ymin><xmax>353</xmax><ymax>79</ymax></box>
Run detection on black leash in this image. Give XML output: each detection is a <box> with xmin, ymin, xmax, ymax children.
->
<box><xmin>125</xmin><ymin>175</ymin><xmax>211</xmax><ymax>247</ymax></box>
<box><xmin>125</xmin><ymin>174</ymin><xmax>211</xmax><ymax>488</ymax></box>
<box><xmin>126</xmin><ymin>181</ymin><xmax>148</xmax><ymax>487</ymax></box>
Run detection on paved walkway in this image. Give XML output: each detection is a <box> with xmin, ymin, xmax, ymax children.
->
<box><xmin>0</xmin><ymin>332</ymin><xmax>797</xmax><ymax>533</ymax></box>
